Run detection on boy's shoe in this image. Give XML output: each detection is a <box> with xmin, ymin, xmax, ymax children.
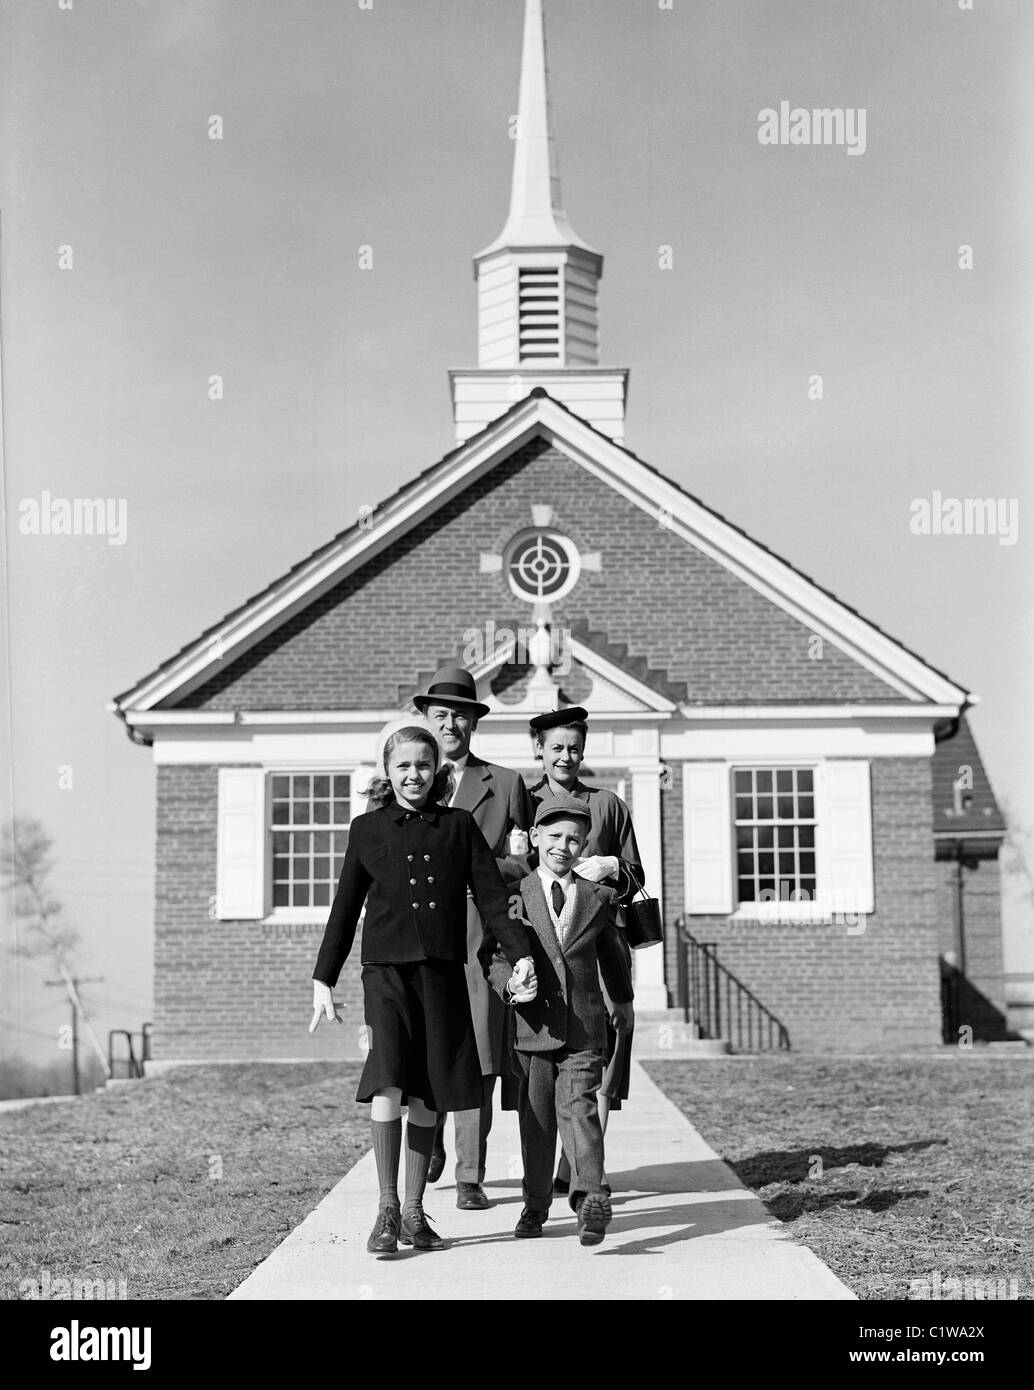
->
<box><xmin>400</xmin><ymin>1206</ymin><xmax>445</xmax><ymax>1250</ymax></box>
<box><xmin>575</xmin><ymin>1190</ymin><xmax>612</xmax><ymax>1247</ymax></box>
<box><xmin>366</xmin><ymin>1205</ymin><xmax>401</xmax><ymax>1254</ymax></box>
<box><xmin>456</xmin><ymin>1181</ymin><xmax>489</xmax><ymax>1210</ymax></box>
<box><xmin>427</xmin><ymin>1136</ymin><xmax>447</xmax><ymax>1185</ymax></box>
<box><xmin>514</xmin><ymin>1208</ymin><xmax>547</xmax><ymax>1239</ymax></box>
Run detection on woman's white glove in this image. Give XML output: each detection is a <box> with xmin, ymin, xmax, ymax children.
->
<box><xmin>572</xmin><ymin>855</ymin><xmax>619</xmax><ymax>883</ymax></box>
<box><xmin>508</xmin><ymin>828</ymin><xmax>530</xmax><ymax>855</ymax></box>
<box><xmin>309</xmin><ymin>980</ymin><xmax>343</xmax><ymax>1033</ymax></box>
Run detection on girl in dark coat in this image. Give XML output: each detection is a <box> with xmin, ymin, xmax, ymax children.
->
<box><xmin>310</xmin><ymin>719</ymin><xmax>536</xmax><ymax>1255</ymax></box>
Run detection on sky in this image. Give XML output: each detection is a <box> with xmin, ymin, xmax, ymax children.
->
<box><xmin>1</xmin><ymin>0</ymin><xmax>1032</xmax><ymax>1065</ymax></box>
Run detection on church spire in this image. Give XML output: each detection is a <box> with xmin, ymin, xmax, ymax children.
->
<box><xmin>476</xmin><ymin>0</ymin><xmax>598</xmax><ymax>258</ymax></box>
<box><xmin>449</xmin><ymin>0</ymin><xmax>628</xmax><ymax>445</ymax></box>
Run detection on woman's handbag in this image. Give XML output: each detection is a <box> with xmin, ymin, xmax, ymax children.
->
<box><xmin>622</xmin><ymin>864</ymin><xmax>663</xmax><ymax>949</ymax></box>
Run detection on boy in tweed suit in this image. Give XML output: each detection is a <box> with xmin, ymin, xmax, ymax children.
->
<box><xmin>478</xmin><ymin>795</ymin><xmax>634</xmax><ymax>1245</ymax></box>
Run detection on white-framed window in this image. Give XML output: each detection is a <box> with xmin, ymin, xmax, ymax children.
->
<box><xmin>734</xmin><ymin>767</ymin><xmax>816</xmax><ymax>905</ymax></box>
<box><xmin>270</xmin><ymin>773</ymin><xmax>351</xmax><ymax>911</ymax></box>
<box><xmin>682</xmin><ymin>759</ymin><xmax>874</xmax><ymax>921</ymax></box>
<box><xmin>215</xmin><ymin>765</ymin><xmax>366</xmax><ymax>922</ymax></box>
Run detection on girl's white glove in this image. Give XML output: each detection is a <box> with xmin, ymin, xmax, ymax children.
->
<box><xmin>507</xmin><ymin>955</ymin><xmax>537</xmax><ymax>1003</ymax></box>
<box><xmin>309</xmin><ymin>981</ymin><xmax>343</xmax><ymax>1033</ymax></box>
<box><xmin>509</xmin><ymin>828</ymin><xmax>530</xmax><ymax>855</ymax></box>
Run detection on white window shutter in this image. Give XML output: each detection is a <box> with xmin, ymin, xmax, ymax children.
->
<box><xmin>817</xmin><ymin>760</ymin><xmax>874</xmax><ymax>915</ymax></box>
<box><xmin>216</xmin><ymin>768</ymin><xmax>267</xmax><ymax>919</ymax></box>
<box><xmin>683</xmin><ymin>763</ymin><xmax>733</xmax><ymax>914</ymax></box>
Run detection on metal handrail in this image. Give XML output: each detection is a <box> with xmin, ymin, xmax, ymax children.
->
<box><xmin>675</xmin><ymin>917</ymin><xmax>790</xmax><ymax>1052</ymax></box>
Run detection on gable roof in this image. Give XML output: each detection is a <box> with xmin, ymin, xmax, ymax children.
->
<box><xmin>932</xmin><ymin>715</ymin><xmax>1006</xmax><ymax>840</ymax></box>
<box><xmin>111</xmin><ymin>389</ymin><xmax>973</xmax><ymax>716</ymax></box>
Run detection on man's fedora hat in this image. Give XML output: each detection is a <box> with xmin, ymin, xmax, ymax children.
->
<box><xmin>413</xmin><ymin>666</ymin><xmax>491</xmax><ymax>720</ymax></box>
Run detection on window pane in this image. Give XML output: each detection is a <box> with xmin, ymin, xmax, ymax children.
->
<box><xmin>272</xmin><ymin>801</ymin><xmax>289</xmax><ymax>824</ymax></box>
<box><xmin>756</xmin><ymin>795</ymin><xmax>773</xmax><ymax>820</ymax></box>
<box><xmin>798</xmin><ymin>825</ymin><xmax>815</xmax><ymax>849</ymax></box>
<box><xmin>799</xmin><ymin>876</ymin><xmax>816</xmax><ymax>896</ymax></box>
<box><xmin>757</xmin><ymin>770</ymin><xmax>773</xmax><ymax>793</ymax></box>
<box><xmin>799</xmin><ymin>796</ymin><xmax>814</xmax><ymax>819</ymax></box>
<box><xmin>314</xmin><ymin>776</ymin><xmax>330</xmax><ymax>798</ymax></box>
<box><xmin>292</xmin><ymin>775</ymin><xmax>310</xmax><ymax>797</ymax></box>
<box><xmin>333</xmin><ymin>800</ymin><xmax>349</xmax><ymax>824</ymax></box>
<box><xmin>777</xmin><ymin>795</ymin><xmax>795</xmax><ymax>820</ymax></box>
<box><xmin>735</xmin><ymin>796</ymin><xmax>753</xmax><ymax>821</ymax></box>
<box><xmin>295</xmin><ymin>801</ymin><xmax>311</xmax><ymax>825</ymax></box>
<box><xmin>333</xmin><ymin>857</ymin><xmax>345</xmax><ymax>878</ymax></box>
<box><xmin>738</xmin><ymin>878</ymin><xmax>756</xmax><ymax>902</ymax></box>
<box><xmin>273</xmin><ymin>833</ymin><xmax>290</xmax><ymax>854</ymax></box>
<box><xmin>273</xmin><ymin>882</ymin><xmax>289</xmax><ymax>906</ymax></box>
<box><xmin>776</xmin><ymin>770</ymin><xmax>793</xmax><ymax>794</ymax></box>
<box><xmin>313</xmin><ymin>883</ymin><xmax>330</xmax><ymax>907</ymax></box>
<box><xmin>737</xmin><ymin>852</ymin><xmax>754</xmax><ymax>874</ymax></box>
<box><xmin>333</xmin><ymin>775</ymin><xmax>350</xmax><ymax>798</ymax></box>
<box><xmin>295</xmin><ymin>883</ymin><xmax>310</xmax><ymax>907</ymax></box>
<box><xmin>798</xmin><ymin>769</ymin><xmax>813</xmax><ymax>793</ymax></box>
<box><xmin>734</xmin><ymin>770</ymin><xmax>752</xmax><ymax>795</ymax></box>
<box><xmin>735</xmin><ymin>825</ymin><xmax>754</xmax><ymax>850</ymax></box>
<box><xmin>757</xmin><ymin>826</ymin><xmax>774</xmax><ymax>849</ymax></box>
<box><xmin>314</xmin><ymin>857</ymin><xmax>330</xmax><ymax>879</ymax></box>
<box><xmin>272</xmin><ymin>856</ymin><xmax>289</xmax><ymax>880</ymax></box>
<box><xmin>800</xmin><ymin>852</ymin><xmax>816</xmax><ymax>875</ymax></box>
<box><xmin>312</xmin><ymin>800</ymin><xmax>330</xmax><ymax>824</ymax></box>
<box><xmin>758</xmin><ymin>878</ymin><xmax>775</xmax><ymax>898</ymax></box>
<box><xmin>779</xmin><ymin>852</ymin><xmax>796</xmax><ymax>875</ymax></box>
<box><xmin>758</xmin><ymin>853</ymin><xmax>774</xmax><ymax>875</ymax></box>
<box><xmin>313</xmin><ymin>832</ymin><xmax>330</xmax><ymax>853</ymax></box>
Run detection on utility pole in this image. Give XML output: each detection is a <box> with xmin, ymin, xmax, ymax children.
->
<box><xmin>45</xmin><ymin>975</ymin><xmax>104</xmax><ymax>1096</ymax></box>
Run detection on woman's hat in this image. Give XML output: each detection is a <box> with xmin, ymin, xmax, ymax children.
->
<box><xmin>412</xmin><ymin>666</ymin><xmax>491</xmax><ymax>719</ymax></box>
<box><xmin>528</xmin><ymin>705</ymin><xmax>589</xmax><ymax>733</ymax></box>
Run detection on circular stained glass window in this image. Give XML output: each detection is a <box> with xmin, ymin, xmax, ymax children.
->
<box><xmin>506</xmin><ymin>530</ymin><xmax>580</xmax><ymax>602</ymax></box>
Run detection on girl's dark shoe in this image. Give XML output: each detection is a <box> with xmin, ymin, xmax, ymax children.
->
<box><xmin>427</xmin><ymin>1129</ymin><xmax>447</xmax><ymax>1184</ymax></box>
<box><xmin>514</xmin><ymin>1208</ymin><xmax>546</xmax><ymax>1238</ymax></box>
<box><xmin>366</xmin><ymin>1205</ymin><xmax>401</xmax><ymax>1254</ymax></box>
<box><xmin>400</xmin><ymin>1206</ymin><xmax>445</xmax><ymax>1250</ymax></box>
<box><xmin>575</xmin><ymin>1190</ymin><xmax>612</xmax><ymax>1246</ymax></box>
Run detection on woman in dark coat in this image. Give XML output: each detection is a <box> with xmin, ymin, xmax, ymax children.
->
<box><xmin>310</xmin><ymin>718</ymin><xmax>536</xmax><ymax>1255</ymax></box>
<box><xmin>527</xmin><ymin>706</ymin><xmax>643</xmax><ymax>1194</ymax></box>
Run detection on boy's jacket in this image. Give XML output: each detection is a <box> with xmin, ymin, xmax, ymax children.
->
<box><xmin>478</xmin><ymin>872</ymin><xmax>634</xmax><ymax>1054</ymax></box>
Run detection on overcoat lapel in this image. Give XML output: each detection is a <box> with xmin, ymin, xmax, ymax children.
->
<box><xmin>454</xmin><ymin>755</ymin><xmax>493</xmax><ymax>817</ymax></box>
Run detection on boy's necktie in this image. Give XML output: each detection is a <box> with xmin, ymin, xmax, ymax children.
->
<box><xmin>551</xmin><ymin>881</ymin><xmax>565</xmax><ymax>917</ymax></box>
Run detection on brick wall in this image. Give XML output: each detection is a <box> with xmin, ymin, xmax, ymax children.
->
<box><xmin>179</xmin><ymin>438</ymin><xmax>899</xmax><ymax>711</ymax></box>
<box><xmin>661</xmin><ymin>758</ymin><xmax>943</xmax><ymax>1052</ymax></box>
<box><xmin>153</xmin><ymin>765</ymin><xmax>367</xmax><ymax>1061</ymax></box>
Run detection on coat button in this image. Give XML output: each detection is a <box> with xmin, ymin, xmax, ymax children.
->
<box><xmin>407</xmin><ymin>855</ymin><xmax>414</xmax><ymax>862</ymax></box>
<box><xmin>423</xmin><ymin>854</ymin><xmax>431</xmax><ymax>861</ymax></box>
<box><xmin>412</xmin><ymin>902</ymin><xmax>419</xmax><ymax>910</ymax></box>
<box><xmin>410</xmin><ymin>878</ymin><xmax>417</xmax><ymax>885</ymax></box>
<box><xmin>428</xmin><ymin>902</ymin><xmax>436</xmax><ymax>909</ymax></box>
<box><xmin>427</xmin><ymin>876</ymin><xmax>434</xmax><ymax>883</ymax></box>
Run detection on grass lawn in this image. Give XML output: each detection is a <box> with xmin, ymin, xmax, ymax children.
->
<box><xmin>645</xmin><ymin>1053</ymin><xmax>1033</xmax><ymax>1301</ymax></box>
<box><xmin>0</xmin><ymin>1064</ymin><xmax>367</xmax><ymax>1301</ymax></box>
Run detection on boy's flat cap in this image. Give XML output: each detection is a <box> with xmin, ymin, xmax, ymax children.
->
<box><xmin>533</xmin><ymin>795</ymin><xmax>592</xmax><ymax>828</ymax></box>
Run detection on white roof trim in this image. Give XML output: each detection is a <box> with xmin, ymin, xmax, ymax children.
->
<box><xmin>467</xmin><ymin>632</ymin><xmax>676</xmax><ymax>714</ymax></box>
<box><xmin>114</xmin><ymin>394</ymin><xmax>969</xmax><ymax>714</ymax></box>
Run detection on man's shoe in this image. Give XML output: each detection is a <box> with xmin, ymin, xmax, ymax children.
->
<box><xmin>366</xmin><ymin>1205</ymin><xmax>401</xmax><ymax>1254</ymax></box>
<box><xmin>399</xmin><ymin>1206</ymin><xmax>445</xmax><ymax>1250</ymax></box>
<box><xmin>514</xmin><ymin>1208</ymin><xmax>546</xmax><ymax>1239</ymax></box>
<box><xmin>427</xmin><ymin>1142</ymin><xmax>446</xmax><ymax>1185</ymax></box>
<box><xmin>552</xmin><ymin>1171</ymin><xmax>570</xmax><ymax>1197</ymax></box>
<box><xmin>456</xmin><ymin>1182</ymin><xmax>490</xmax><ymax>1210</ymax></box>
<box><xmin>575</xmin><ymin>1190</ymin><xmax>612</xmax><ymax>1247</ymax></box>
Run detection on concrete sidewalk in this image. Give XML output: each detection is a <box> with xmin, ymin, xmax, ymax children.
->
<box><xmin>230</xmin><ymin>1062</ymin><xmax>855</xmax><ymax>1301</ymax></box>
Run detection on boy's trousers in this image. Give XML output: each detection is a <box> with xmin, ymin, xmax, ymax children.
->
<box><xmin>515</xmin><ymin>1045</ymin><xmax>606</xmax><ymax>1212</ymax></box>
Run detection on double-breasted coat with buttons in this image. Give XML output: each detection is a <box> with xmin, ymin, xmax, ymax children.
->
<box><xmin>312</xmin><ymin>800</ymin><xmax>531</xmax><ymax>981</ymax></box>
<box><xmin>312</xmin><ymin>800</ymin><xmax>534</xmax><ymax>1111</ymax></box>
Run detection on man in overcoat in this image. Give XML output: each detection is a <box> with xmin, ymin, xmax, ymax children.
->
<box><xmin>413</xmin><ymin>665</ymin><xmax>534</xmax><ymax>1209</ymax></box>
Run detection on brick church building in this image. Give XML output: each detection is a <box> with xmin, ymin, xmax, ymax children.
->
<box><xmin>112</xmin><ymin>0</ymin><xmax>1007</xmax><ymax>1060</ymax></box>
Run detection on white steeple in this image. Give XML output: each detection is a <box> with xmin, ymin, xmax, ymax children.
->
<box><xmin>449</xmin><ymin>0</ymin><xmax>628</xmax><ymax>444</ymax></box>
